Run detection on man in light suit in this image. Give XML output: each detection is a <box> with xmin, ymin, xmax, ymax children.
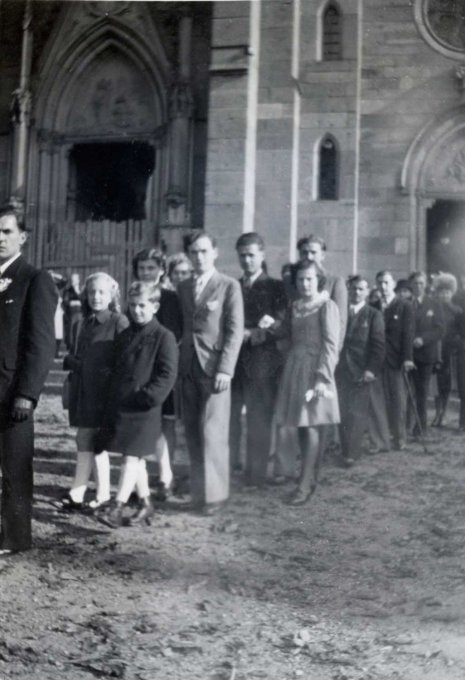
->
<box><xmin>229</xmin><ymin>232</ymin><xmax>286</xmax><ymax>486</ymax></box>
<box><xmin>0</xmin><ymin>202</ymin><xmax>57</xmax><ymax>554</ymax></box>
<box><xmin>336</xmin><ymin>275</ymin><xmax>385</xmax><ymax>466</ymax></box>
<box><xmin>178</xmin><ymin>231</ymin><xmax>243</xmax><ymax>513</ymax></box>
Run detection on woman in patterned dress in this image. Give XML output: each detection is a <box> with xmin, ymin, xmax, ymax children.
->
<box><xmin>274</xmin><ymin>260</ymin><xmax>340</xmax><ymax>505</ymax></box>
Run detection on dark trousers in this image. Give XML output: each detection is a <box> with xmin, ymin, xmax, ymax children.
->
<box><xmin>0</xmin><ymin>406</ymin><xmax>34</xmax><ymax>551</ymax></box>
<box><xmin>410</xmin><ymin>362</ymin><xmax>433</xmax><ymax>433</ymax></box>
<box><xmin>230</xmin><ymin>371</ymin><xmax>277</xmax><ymax>486</ymax></box>
<box><xmin>181</xmin><ymin>356</ymin><xmax>231</xmax><ymax>506</ymax></box>
<box><xmin>338</xmin><ymin>376</ymin><xmax>371</xmax><ymax>460</ymax></box>
<box><xmin>381</xmin><ymin>364</ymin><xmax>407</xmax><ymax>448</ymax></box>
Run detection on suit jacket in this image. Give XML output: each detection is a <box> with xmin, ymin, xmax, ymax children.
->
<box><xmin>0</xmin><ymin>255</ymin><xmax>57</xmax><ymax>405</ymax></box>
<box><xmin>157</xmin><ymin>288</ymin><xmax>183</xmax><ymax>341</ymax></box>
<box><xmin>236</xmin><ymin>272</ymin><xmax>286</xmax><ymax>380</ymax></box>
<box><xmin>337</xmin><ymin>303</ymin><xmax>385</xmax><ymax>382</ymax></box>
<box><xmin>178</xmin><ymin>270</ymin><xmax>244</xmax><ymax>378</ymax></box>
<box><xmin>103</xmin><ymin>318</ymin><xmax>178</xmax><ymax>456</ymax></box>
<box><xmin>411</xmin><ymin>295</ymin><xmax>445</xmax><ymax>365</ymax></box>
<box><xmin>373</xmin><ymin>296</ymin><xmax>414</xmax><ymax>369</ymax></box>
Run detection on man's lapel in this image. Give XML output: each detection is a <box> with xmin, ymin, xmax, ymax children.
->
<box><xmin>195</xmin><ymin>270</ymin><xmax>220</xmax><ymax>309</ymax></box>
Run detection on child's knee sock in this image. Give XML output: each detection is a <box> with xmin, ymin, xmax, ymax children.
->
<box><xmin>115</xmin><ymin>456</ymin><xmax>140</xmax><ymax>504</ymax></box>
<box><xmin>70</xmin><ymin>451</ymin><xmax>93</xmax><ymax>502</ymax></box>
<box><xmin>93</xmin><ymin>451</ymin><xmax>111</xmax><ymax>503</ymax></box>
<box><xmin>135</xmin><ymin>459</ymin><xmax>151</xmax><ymax>500</ymax></box>
<box><xmin>157</xmin><ymin>436</ymin><xmax>173</xmax><ymax>488</ymax></box>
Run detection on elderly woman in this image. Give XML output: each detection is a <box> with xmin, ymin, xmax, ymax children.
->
<box><xmin>273</xmin><ymin>260</ymin><xmax>340</xmax><ymax>505</ymax></box>
<box><xmin>432</xmin><ymin>272</ymin><xmax>461</xmax><ymax>427</ymax></box>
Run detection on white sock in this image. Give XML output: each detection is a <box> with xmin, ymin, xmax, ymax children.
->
<box><xmin>135</xmin><ymin>459</ymin><xmax>151</xmax><ymax>500</ymax></box>
<box><xmin>70</xmin><ymin>450</ymin><xmax>93</xmax><ymax>502</ymax></box>
<box><xmin>157</xmin><ymin>436</ymin><xmax>173</xmax><ymax>488</ymax></box>
<box><xmin>93</xmin><ymin>451</ymin><xmax>111</xmax><ymax>503</ymax></box>
<box><xmin>115</xmin><ymin>456</ymin><xmax>140</xmax><ymax>504</ymax></box>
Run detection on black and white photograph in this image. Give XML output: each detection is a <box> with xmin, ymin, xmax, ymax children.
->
<box><xmin>0</xmin><ymin>0</ymin><xmax>465</xmax><ymax>677</ymax></box>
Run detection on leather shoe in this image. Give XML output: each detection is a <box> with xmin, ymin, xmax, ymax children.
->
<box><xmin>202</xmin><ymin>501</ymin><xmax>227</xmax><ymax>516</ymax></box>
<box><xmin>58</xmin><ymin>491</ymin><xmax>84</xmax><ymax>513</ymax></box>
<box><xmin>98</xmin><ymin>501</ymin><xmax>126</xmax><ymax>528</ymax></box>
<box><xmin>0</xmin><ymin>549</ymin><xmax>18</xmax><ymax>557</ymax></box>
<box><xmin>286</xmin><ymin>485</ymin><xmax>316</xmax><ymax>506</ymax></box>
<box><xmin>129</xmin><ymin>498</ymin><xmax>155</xmax><ymax>526</ymax></box>
<box><xmin>340</xmin><ymin>456</ymin><xmax>355</xmax><ymax>468</ymax></box>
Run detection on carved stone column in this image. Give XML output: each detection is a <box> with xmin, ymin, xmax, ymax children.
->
<box><xmin>10</xmin><ymin>0</ymin><xmax>33</xmax><ymax>200</ymax></box>
<box><xmin>165</xmin><ymin>11</ymin><xmax>194</xmax><ymax>228</ymax></box>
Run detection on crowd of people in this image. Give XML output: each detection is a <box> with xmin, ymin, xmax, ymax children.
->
<box><xmin>1</xmin><ymin>197</ymin><xmax>464</xmax><ymax>554</ymax></box>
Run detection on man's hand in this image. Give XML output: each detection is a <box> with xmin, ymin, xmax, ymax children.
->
<box><xmin>11</xmin><ymin>397</ymin><xmax>34</xmax><ymax>422</ymax></box>
<box><xmin>213</xmin><ymin>372</ymin><xmax>231</xmax><ymax>393</ymax></box>
<box><xmin>413</xmin><ymin>337</ymin><xmax>424</xmax><ymax>348</ymax></box>
<box><xmin>362</xmin><ymin>370</ymin><xmax>376</xmax><ymax>383</ymax></box>
<box><xmin>402</xmin><ymin>360</ymin><xmax>415</xmax><ymax>373</ymax></box>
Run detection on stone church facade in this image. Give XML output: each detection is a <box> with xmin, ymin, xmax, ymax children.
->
<box><xmin>1</xmin><ymin>0</ymin><xmax>465</xmax><ymax>284</ymax></box>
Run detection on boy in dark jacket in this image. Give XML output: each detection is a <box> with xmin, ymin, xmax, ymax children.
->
<box><xmin>99</xmin><ymin>281</ymin><xmax>178</xmax><ymax>528</ymax></box>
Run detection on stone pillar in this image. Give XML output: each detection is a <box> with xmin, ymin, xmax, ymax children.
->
<box><xmin>10</xmin><ymin>0</ymin><xmax>33</xmax><ymax>200</ymax></box>
<box><xmin>165</xmin><ymin>11</ymin><xmax>194</xmax><ymax>230</ymax></box>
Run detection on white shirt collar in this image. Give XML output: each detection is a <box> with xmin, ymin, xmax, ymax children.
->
<box><xmin>243</xmin><ymin>269</ymin><xmax>262</xmax><ymax>286</ymax></box>
<box><xmin>350</xmin><ymin>301</ymin><xmax>365</xmax><ymax>314</ymax></box>
<box><xmin>0</xmin><ymin>252</ymin><xmax>21</xmax><ymax>276</ymax></box>
<box><xmin>382</xmin><ymin>292</ymin><xmax>396</xmax><ymax>306</ymax></box>
<box><xmin>194</xmin><ymin>268</ymin><xmax>216</xmax><ymax>286</ymax></box>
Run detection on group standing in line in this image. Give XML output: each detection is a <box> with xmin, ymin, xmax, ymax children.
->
<box><xmin>1</xmin><ymin>199</ymin><xmax>463</xmax><ymax>553</ymax></box>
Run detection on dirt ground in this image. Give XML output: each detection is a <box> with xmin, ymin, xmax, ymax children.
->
<box><xmin>1</xmin><ymin>359</ymin><xmax>465</xmax><ymax>680</ymax></box>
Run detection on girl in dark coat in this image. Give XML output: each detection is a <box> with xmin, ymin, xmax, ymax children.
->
<box><xmin>61</xmin><ymin>273</ymin><xmax>128</xmax><ymax>511</ymax></box>
<box><xmin>99</xmin><ymin>281</ymin><xmax>178</xmax><ymax>527</ymax></box>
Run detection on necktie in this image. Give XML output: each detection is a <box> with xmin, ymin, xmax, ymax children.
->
<box><xmin>194</xmin><ymin>276</ymin><xmax>203</xmax><ymax>302</ymax></box>
<box><xmin>243</xmin><ymin>276</ymin><xmax>252</xmax><ymax>290</ymax></box>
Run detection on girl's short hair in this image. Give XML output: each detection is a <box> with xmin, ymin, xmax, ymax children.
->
<box><xmin>127</xmin><ymin>281</ymin><xmax>161</xmax><ymax>304</ymax></box>
<box><xmin>82</xmin><ymin>272</ymin><xmax>121</xmax><ymax>315</ymax></box>
<box><xmin>294</xmin><ymin>260</ymin><xmax>327</xmax><ymax>292</ymax></box>
<box><xmin>167</xmin><ymin>252</ymin><xmax>193</xmax><ymax>280</ymax></box>
<box><xmin>132</xmin><ymin>248</ymin><xmax>166</xmax><ymax>280</ymax></box>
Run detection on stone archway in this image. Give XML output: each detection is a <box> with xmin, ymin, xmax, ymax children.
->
<box><xmin>26</xmin><ymin>1</ymin><xmax>196</xmax><ymax>286</ymax></box>
<box><xmin>401</xmin><ymin>106</ymin><xmax>465</xmax><ymax>272</ymax></box>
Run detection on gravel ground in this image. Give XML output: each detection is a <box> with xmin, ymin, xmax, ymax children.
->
<box><xmin>1</xmin><ymin>360</ymin><xmax>464</xmax><ymax>679</ymax></box>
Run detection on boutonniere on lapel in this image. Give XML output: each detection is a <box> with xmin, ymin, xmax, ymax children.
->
<box><xmin>0</xmin><ymin>278</ymin><xmax>12</xmax><ymax>293</ymax></box>
<box><xmin>206</xmin><ymin>300</ymin><xmax>219</xmax><ymax>312</ymax></box>
<box><xmin>362</xmin><ymin>320</ymin><xmax>369</xmax><ymax>328</ymax></box>
<box><xmin>426</xmin><ymin>309</ymin><xmax>434</xmax><ymax>317</ymax></box>
<box><xmin>393</xmin><ymin>314</ymin><xmax>399</xmax><ymax>320</ymax></box>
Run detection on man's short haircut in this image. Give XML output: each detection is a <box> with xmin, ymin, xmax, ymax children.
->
<box><xmin>127</xmin><ymin>281</ymin><xmax>161</xmax><ymax>304</ymax></box>
<box><xmin>295</xmin><ymin>259</ymin><xmax>327</xmax><ymax>292</ymax></box>
<box><xmin>132</xmin><ymin>247</ymin><xmax>166</xmax><ymax>279</ymax></box>
<box><xmin>185</xmin><ymin>229</ymin><xmax>217</xmax><ymax>250</ymax></box>
<box><xmin>376</xmin><ymin>269</ymin><xmax>394</xmax><ymax>281</ymax></box>
<box><xmin>0</xmin><ymin>200</ymin><xmax>26</xmax><ymax>231</ymax></box>
<box><xmin>297</xmin><ymin>234</ymin><xmax>327</xmax><ymax>252</ymax></box>
<box><xmin>235</xmin><ymin>231</ymin><xmax>265</xmax><ymax>251</ymax></box>
<box><xmin>408</xmin><ymin>270</ymin><xmax>427</xmax><ymax>282</ymax></box>
<box><xmin>349</xmin><ymin>274</ymin><xmax>369</xmax><ymax>287</ymax></box>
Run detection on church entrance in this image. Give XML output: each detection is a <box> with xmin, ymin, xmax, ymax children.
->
<box><xmin>67</xmin><ymin>142</ymin><xmax>155</xmax><ymax>223</ymax></box>
<box><xmin>426</xmin><ymin>199</ymin><xmax>465</xmax><ymax>278</ymax></box>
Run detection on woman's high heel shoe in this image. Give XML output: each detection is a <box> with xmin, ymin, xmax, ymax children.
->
<box><xmin>286</xmin><ymin>484</ymin><xmax>316</xmax><ymax>506</ymax></box>
<box><xmin>129</xmin><ymin>498</ymin><xmax>155</xmax><ymax>526</ymax></box>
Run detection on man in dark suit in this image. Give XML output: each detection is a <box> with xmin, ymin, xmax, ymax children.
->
<box><xmin>336</xmin><ymin>275</ymin><xmax>385</xmax><ymax>465</ymax></box>
<box><xmin>371</xmin><ymin>270</ymin><xmax>415</xmax><ymax>450</ymax></box>
<box><xmin>0</xmin><ymin>202</ymin><xmax>57</xmax><ymax>554</ymax></box>
<box><xmin>177</xmin><ymin>231</ymin><xmax>243</xmax><ymax>513</ymax></box>
<box><xmin>408</xmin><ymin>271</ymin><xmax>445</xmax><ymax>435</ymax></box>
<box><xmin>229</xmin><ymin>232</ymin><xmax>286</xmax><ymax>486</ymax></box>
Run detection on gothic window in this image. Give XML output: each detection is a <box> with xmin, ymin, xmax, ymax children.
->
<box><xmin>322</xmin><ymin>4</ymin><xmax>342</xmax><ymax>61</ymax></box>
<box><xmin>318</xmin><ymin>136</ymin><xmax>339</xmax><ymax>200</ymax></box>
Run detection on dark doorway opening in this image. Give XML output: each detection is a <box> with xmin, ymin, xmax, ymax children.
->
<box><xmin>68</xmin><ymin>142</ymin><xmax>155</xmax><ymax>222</ymax></box>
<box><xmin>427</xmin><ymin>199</ymin><xmax>465</xmax><ymax>277</ymax></box>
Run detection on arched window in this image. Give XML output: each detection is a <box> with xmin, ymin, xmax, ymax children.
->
<box><xmin>322</xmin><ymin>4</ymin><xmax>342</xmax><ymax>61</ymax></box>
<box><xmin>318</xmin><ymin>136</ymin><xmax>338</xmax><ymax>200</ymax></box>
